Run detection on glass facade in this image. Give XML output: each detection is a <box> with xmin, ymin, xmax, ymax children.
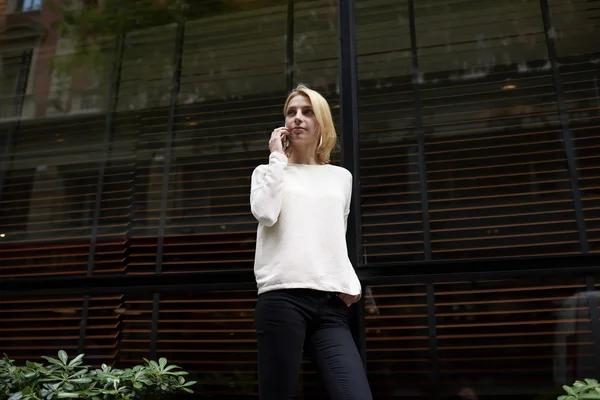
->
<box><xmin>0</xmin><ymin>0</ymin><xmax>599</xmax><ymax>398</ymax></box>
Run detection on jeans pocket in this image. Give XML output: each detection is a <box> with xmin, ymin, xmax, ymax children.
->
<box><xmin>333</xmin><ymin>293</ymin><xmax>350</xmax><ymax>309</ymax></box>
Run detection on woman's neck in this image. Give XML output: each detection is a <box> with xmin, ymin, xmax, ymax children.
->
<box><xmin>288</xmin><ymin>152</ymin><xmax>321</xmax><ymax>165</ymax></box>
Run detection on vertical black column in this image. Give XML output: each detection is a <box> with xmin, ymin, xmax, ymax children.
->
<box><xmin>585</xmin><ymin>276</ymin><xmax>600</xmax><ymax>378</ymax></box>
<box><xmin>149</xmin><ymin>292</ymin><xmax>160</xmax><ymax>361</ymax></box>
<box><xmin>408</xmin><ymin>0</ymin><xmax>431</xmax><ymax>261</ymax></box>
<box><xmin>150</xmin><ymin>20</ymin><xmax>185</xmax><ymax>360</ymax></box>
<box><xmin>155</xmin><ymin>21</ymin><xmax>185</xmax><ymax>275</ymax></box>
<box><xmin>338</xmin><ymin>0</ymin><xmax>366</xmax><ymax>363</ymax></box>
<box><xmin>79</xmin><ymin>33</ymin><xmax>125</xmax><ymax>355</ymax></box>
<box><xmin>87</xmin><ymin>33</ymin><xmax>125</xmax><ymax>276</ymax></box>
<box><xmin>409</xmin><ymin>0</ymin><xmax>437</xmax><ymax>393</ymax></box>
<box><xmin>0</xmin><ymin>49</ymin><xmax>33</xmax><ymax>205</ymax></box>
<box><xmin>540</xmin><ymin>0</ymin><xmax>588</xmax><ymax>253</ymax></box>
<box><xmin>426</xmin><ymin>283</ymin><xmax>441</xmax><ymax>400</ymax></box>
<box><xmin>286</xmin><ymin>0</ymin><xmax>294</xmax><ymax>91</ymax></box>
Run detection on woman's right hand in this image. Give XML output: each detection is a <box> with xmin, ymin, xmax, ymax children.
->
<box><xmin>269</xmin><ymin>127</ymin><xmax>289</xmax><ymax>155</ymax></box>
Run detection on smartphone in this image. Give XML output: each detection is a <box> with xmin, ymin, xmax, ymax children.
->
<box><xmin>282</xmin><ymin>136</ymin><xmax>290</xmax><ymax>150</ymax></box>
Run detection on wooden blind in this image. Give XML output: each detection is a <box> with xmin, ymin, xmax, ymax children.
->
<box><xmin>356</xmin><ymin>0</ymin><xmax>424</xmax><ymax>264</ymax></box>
<box><xmin>104</xmin><ymin>24</ymin><xmax>179</xmax><ymax>275</ymax></box>
<box><xmin>365</xmin><ymin>275</ymin><xmax>599</xmax><ymax>398</ymax></box>
<box><xmin>117</xmin><ymin>294</ymin><xmax>154</xmax><ymax>368</ymax></box>
<box><xmin>155</xmin><ymin>288</ymin><xmax>328</xmax><ymax>398</ymax></box>
<box><xmin>293</xmin><ymin>0</ymin><xmax>338</xmax><ymax>91</ymax></box>
<box><xmin>0</xmin><ymin>293</ymin><xmax>143</xmax><ymax>368</ymax></box>
<box><xmin>0</xmin><ymin>293</ymin><xmax>84</xmax><ymax>361</ymax></box>
<box><xmin>94</xmin><ymin>113</ymin><xmax>136</xmax><ymax>275</ymax></box>
<box><xmin>155</xmin><ymin>289</ymin><xmax>257</xmax><ymax>397</ymax></box>
<box><xmin>0</xmin><ymin>115</ymin><xmax>106</xmax><ymax>278</ymax></box>
<box><xmin>549</xmin><ymin>0</ymin><xmax>600</xmax><ymax>252</ymax></box>
<box><xmin>363</xmin><ymin>284</ymin><xmax>431</xmax><ymax>397</ymax></box>
<box><xmin>355</xmin><ymin>0</ymin><xmax>600</xmax><ymax>262</ymax></box>
<box><xmin>81</xmin><ymin>295</ymin><xmax>122</xmax><ymax>366</ymax></box>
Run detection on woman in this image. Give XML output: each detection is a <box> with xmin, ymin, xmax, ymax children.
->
<box><xmin>250</xmin><ymin>85</ymin><xmax>372</xmax><ymax>400</ymax></box>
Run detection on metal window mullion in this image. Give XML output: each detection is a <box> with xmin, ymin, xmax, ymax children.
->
<box><xmin>286</xmin><ymin>0</ymin><xmax>294</xmax><ymax>91</ymax></box>
<box><xmin>155</xmin><ymin>21</ymin><xmax>185</xmax><ymax>274</ymax></box>
<box><xmin>539</xmin><ymin>0</ymin><xmax>588</xmax><ymax>253</ymax></box>
<box><xmin>79</xmin><ymin>32</ymin><xmax>126</xmax><ymax>355</ymax></box>
<box><xmin>408</xmin><ymin>0</ymin><xmax>431</xmax><ymax>261</ymax></box>
<box><xmin>338</xmin><ymin>0</ymin><xmax>366</xmax><ymax>363</ymax></box>
<box><xmin>150</xmin><ymin>20</ymin><xmax>185</xmax><ymax>361</ymax></box>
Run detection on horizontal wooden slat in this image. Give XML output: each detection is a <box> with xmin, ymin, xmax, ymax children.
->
<box><xmin>0</xmin><ymin>293</ymin><xmax>84</xmax><ymax>360</ymax></box>
<box><xmin>365</xmin><ymin>276</ymin><xmax>597</xmax><ymax>397</ymax></box>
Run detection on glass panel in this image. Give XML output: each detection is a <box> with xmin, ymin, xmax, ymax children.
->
<box><xmin>548</xmin><ymin>0</ymin><xmax>600</xmax><ymax>252</ymax></box>
<box><xmin>435</xmin><ymin>276</ymin><xmax>595</xmax><ymax>399</ymax></box>
<box><xmin>416</xmin><ymin>0</ymin><xmax>579</xmax><ymax>260</ymax></box>
<box><xmin>365</xmin><ymin>275</ymin><xmax>597</xmax><ymax>399</ymax></box>
<box><xmin>356</xmin><ymin>0</ymin><xmax>425</xmax><ymax>264</ymax></box>
<box><xmin>0</xmin><ymin>292</ymin><xmax>85</xmax><ymax>361</ymax></box>
<box><xmin>363</xmin><ymin>283</ymin><xmax>431</xmax><ymax>397</ymax></box>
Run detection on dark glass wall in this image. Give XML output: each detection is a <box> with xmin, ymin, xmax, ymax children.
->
<box><xmin>1</xmin><ymin>0</ymin><xmax>599</xmax><ymax>398</ymax></box>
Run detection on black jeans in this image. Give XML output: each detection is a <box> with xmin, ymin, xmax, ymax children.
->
<box><xmin>254</xmin><ymin>289</ymin><xmax>372</xmax><ymax>400</ymax></box>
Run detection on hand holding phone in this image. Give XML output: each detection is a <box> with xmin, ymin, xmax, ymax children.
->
<box><xmin>269</xmin><ymin>127</ymin><xmax>289</xmax><ymax>155</ymax></box>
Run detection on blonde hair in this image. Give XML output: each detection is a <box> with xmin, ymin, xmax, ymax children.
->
<box><xmin>283</xmin><ymin>84</ymin><xmax>336</xmax><ymax>164</ymax></box>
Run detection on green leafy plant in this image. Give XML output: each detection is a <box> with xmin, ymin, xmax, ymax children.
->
<box><xmin>0</xmin><ymin>351</ymin><xmax>196</xmax><ymax>400</ymax></box>
<box><xmin>559</xmin><ymin>379</ymin><xmax>600</xmax><ymax>400</ymax></box>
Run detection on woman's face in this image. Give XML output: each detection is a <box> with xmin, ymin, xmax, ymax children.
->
<box><xmin>285</xmin><ymin>94</ymin><xmax>319</xmax><ymax>145</ymax></box>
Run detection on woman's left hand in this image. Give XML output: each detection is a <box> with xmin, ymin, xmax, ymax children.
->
<box><xmin>338</xmin><ymin>293</ymin><xmax>360</xmax><ymax>307</ymax></box>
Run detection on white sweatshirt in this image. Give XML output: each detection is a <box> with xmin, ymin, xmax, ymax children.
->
<box><xmin>250</xmin><ymin>152</ymin><xmax>361</xmax><ymax>298</ymax></box>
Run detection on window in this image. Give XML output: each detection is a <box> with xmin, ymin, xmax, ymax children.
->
<box><xmin>16</xmin><ymin>0</ymin><xmax>41</xmax><ymax>12</ymax></box>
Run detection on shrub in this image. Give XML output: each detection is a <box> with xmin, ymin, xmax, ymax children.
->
<box><xmin>559</xmin><ymin>379</ymin><xmax>600</xmax><ymax>400</ymax></box>
<box><xmin>0</xmin><ymin>351</ymin><xmax>196</xmax><ymax>400</ymax></box>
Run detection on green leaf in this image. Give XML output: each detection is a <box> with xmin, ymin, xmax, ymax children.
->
<box><xmin>181</xmin><ymin>388</ymin><xmax>193</xmax><ymax>394</ymax></box>
<box><xmin>133</xmin><ymin>382</ymin><xmax>143</xmax><ymax>389</ymax></box>
<box><xmin>167</xmin><ymin>371</ymin><xmax>188</xmax><ymax>376</ymax></box>
<box><xmin>43</xmin><ymin>357</ymin><xmax>64</xmax><ymax>367</ymax></box>
<box><xmin>162</xmin><ymin>365</ymin><xmax>179</xmax><ymax>373</ymax></box>
<box><xmin>183</xmin><ymin>381</ymin><xmax>197</xmax><ymax>387</ymax></box>
<box><xmin>68</xmin><ymin>354</ymin><xmax>85</xmax><ymax>367</ymax></box>
<box><xmin>159</xmin><ymin>358</ymin><xmax>167</xmax><ymax>370</ymax></box>
<box><xmin>564</xmin><ymin>386</ymin><xmax>577</xmax><ymax>396</ymax></box>
<box><xmin>70</xmin><ymin>369</ymin><xmax>88</xmax><ymax>378</ymax></box>
<box><xmin>70</xmin><ymin>378</ymin><xmax>92</xmax><ymax>384</ymax></box>
<box><xmin>585</xmin><ymin>379</ymin><xmax>599</xmax><ymax>386</ymax></box>
<box><xmin>580</xmin><ymin>395</ymin><xmax>600</xmax><ymax>400</ymax></box>
<box><xmin>57</xmin><ymin>393</ymin><xmax>80</xmax><ymax>398</ymax></box>
<box><xmin>8</xmin><ymin>392</ymin><xmax>23</xmax><ymax>400</ymax></box>
<box><xmin>58</xmin><ymin>351</ymin><xmax>68</xmax><ymax>365</ymax></box>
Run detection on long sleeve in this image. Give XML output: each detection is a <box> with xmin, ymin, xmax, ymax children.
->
<box><xmin>343</xmin><ymin>170</ymin><xmax>352</xmax><ymax>233</ymax></box>
<box><xmin>250</xmin><ymin>152</ymin><xmax>288</xmax><ymax>227</ymax></box>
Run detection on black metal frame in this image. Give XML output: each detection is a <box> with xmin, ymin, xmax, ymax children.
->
<box><xmin>0</xmin><ymin>49</ymin><xmax>33</xmax><ymax>212</ymax></box>
<box><xmin>150</xmin><ymin>20</ymin><xmax>186</xmax><ymax>359</ymax></box>
<box><xmin>337</xmin><ymin>0</ymin><xmax>367</xmax><ymax>362</ymax></box>
<box><xmin>408</xmin><ymin>0</ymin><xmax>432</xmax><ymax>261</ymax></box>
<box><xmin>78</xmin><ymin>33</ymin><xmax>125</xmax><ymax>354</ymax></box>
<box><xmin>539</xmin><ymin>0</ymin><xmax>588</xmax><ymax>254</ymax></box>
<box><xmin>286</xmin><ymin>0</ymin><xmax>294</xmax><ymax>91</ymax></box>
<box><xmin>155</xmin><ymin>21</ymin><xmax>186</xmax><ymax>275</ymax></box>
